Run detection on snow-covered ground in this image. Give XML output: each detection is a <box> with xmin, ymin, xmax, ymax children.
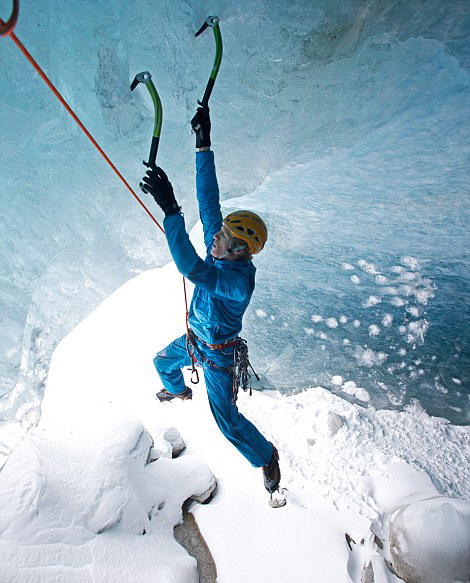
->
<box><xmin>1</xmin><ymin>254</ymin><xmax>468</xmax><ymax>582</ymax></box>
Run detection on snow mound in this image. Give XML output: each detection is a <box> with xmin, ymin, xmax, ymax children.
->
<box><xmin>0</xmin><ymin>403</ymin><xmax>214</xmax><ymax>583</ymax></box>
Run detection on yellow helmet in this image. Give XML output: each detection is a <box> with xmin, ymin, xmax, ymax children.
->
<box><xmin>223</xmin><ymin>210</ymin><xmax>268</xmax><ymax>255</ymax></box>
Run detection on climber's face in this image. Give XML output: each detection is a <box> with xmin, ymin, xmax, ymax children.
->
<box><xmin>211</xmin><ymin>225</ymin><xmax>235</xmax><ymax>259</ymax></box>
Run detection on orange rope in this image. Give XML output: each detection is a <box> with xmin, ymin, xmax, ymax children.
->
<box><xmin>4</xmin><ymin>25</ymin><xmax>164</xmax><ymax>234</ymax></box>
<box><xmin>2</xmin><ymin>6</ymin><xmax>193</xmax><ymax>322</ymax></box>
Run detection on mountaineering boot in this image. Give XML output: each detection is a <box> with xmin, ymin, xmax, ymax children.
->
<box><xmin>156</xmin><ymin>387</ymin><xmax>193</xmax><ymax>402</ymax></box>
<box><xmin>263</xmin><ymin>444</ymin><xmax>281</xmax><ymax>493</ymax></box>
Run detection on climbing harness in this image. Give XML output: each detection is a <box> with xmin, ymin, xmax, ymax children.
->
<box><xmin>195</xmin><ymin>16</ymin><xmax>223</xmax><ymax>108</ymax></box>
<box><xmin>0</xmin><ymin>0</ymin><xmax>18</xmax><ymax>36</ymax></box>
<box><xmin>186</xmin><ymin>330</ymin><xmax>259</xmax><ymax>401</ymax></box>
<box><xmin>130</xmin><ymin>71</ymin><xmax>163</xmax><ymax>175</ymax></box>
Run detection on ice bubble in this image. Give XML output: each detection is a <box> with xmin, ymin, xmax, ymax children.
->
<box><xmin>390</xmin><ymin>296</ymin><xmax>405</xmax><ymax>307</ymax></box>
<box><xmin>399</xmin><ymin>326</ymin><xmax>407</xmax><ymax>334</ymax></box>
<box><xmin>368</xmin><ymin>324</ymin><xmax>381</xmax><ymax>337</ymax></box>
<box><xmin>407</xmin><ymin>319</ymin><xmax>429</xmax><ymax>343</ymax></box>
<box><xmin>383</xmin><ymin>286</ymin><xmax>399</xmax><ymax>295</ymax></box>
<box><xmin>343</xmin><ymin>338</ymin><xmax>351</xmax><ymax>345</ymax></box>
<box><xmin>375</xmin><ymin>275</ymin><xmax>388</xmax><ymax>285</ymax></box>
<box><xmin>318</xmin><ymin>331</ymin><xmax>328</xmax><ymax>340</ymax></box>
<box><xmin>357</xmin><ymin>259</ymin><xmax>380</xmax><ymax>275</ymax></box>
<box><xmin>391</xmin><ymin>265</ymin><xmax>404</xmax><ymax>273</ymax></box>
<box><xmin>400</xmin><ymin>256</ymin><xmax>420</xmax><ymax>270</ymax></box>
<box><xmin>341</xmin><ymin>380</ymin><xmax>370</xmax><ymax>402</ymax></box>
<box><xmin>311</xmin><ymin>314</ymin><xmax>323</xmax><ymax>323</ymax></box>
<box><xmin>339</xmin><ymin>315</ymin><xmax>348</xmax><ymax>324</ymax></box>
<box><xmin>399</xmin><ymin>271</ymin><xmax>416</xmax><ymax>281</ymax></box>
<box><xmin>304</xmin><ymin>328</ymin><xmax>314</xmax><ymax>336</ymax></box>
<box><xmin>353</xmin><ymin>320</ymin><xmax>361</xmax><ymax>328</ymax></box>
<box><xmin>354</xmin><ymin>346</ymin><xmax>388</xmax><ymax>367</ymax></box>
<box><xmin>256</xmin><ymin>309</ymin><xmax>267</xmax><ymax>318</ymax></box>
<box><xmin>325</xmin><ymin>318</ymin><xmax>338</xmax><ymax>329</ymax></box>
<box><xmin>355</xmin><ymin>387</ymin><xmax>370</xmax><ymax>402</ymax></box>
<box><xmin>407</xmin><ymin>306</ymin><xmax>420</xmax><ymax>317</ymax></box>
<box><xmin>399</xmin><ymin>284</ymin><xmax>413</xmax><ymax>296</ymax></box>
<box><xmin>363</xmin><ymin>296</ymin><xmax>381</xmax><ymax>308</ymax></box>
<box><xmin>452</xmin><ymin>378</ymin><xmax>462</xmax><ymax>385</ymax></box>
<box><xmin>351</xmin><ymin>275</ymin><xmax>361</xmax><ymax>285</ymax></box>
<box><xmin>416</xmin><ymin>287</ymin><xmax>435</xmax><ymax>305</ymax></box>
<box><xmin>342</xmin><ymin>263</ymin><xmax>354</xmax><ymax>270</ymax></box>
<box><xmin>435</xmin><ymin>380</ymin><xmax>448</xmax><ymax>394</ymax></box>
<box><xmin>341</xmin><ymin>380</ymin><xmax>357</xmax><ymax>395</ymax></box>
<box><xmin>331</xmin><ymin>375</ymin><xmax>343</xmax><ymax>386</ymax></box>
<box><xmin>382</xmin><ymin>314</ymin><xmax>393</xmax><ymax>327</ymax></box>
<box><xmin>398</xmin><ymin>348</ymin><xmax>407</xmax><ymax>356</ymax></box>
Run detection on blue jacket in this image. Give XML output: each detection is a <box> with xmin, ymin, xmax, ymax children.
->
<box><xmin>163</xmin><ymin>150</ymin><xmax>256</xmax><ymax>344</ymax></box>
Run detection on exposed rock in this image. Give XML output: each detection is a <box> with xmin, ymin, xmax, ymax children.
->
<box><xmin>164</xmin><ymin>427</ymin><xmax>187</xmax><ymax>458</ymax></box>
<box><xmin>328</xmin><ymin>411</ymin><xmax>345</xmax><ymax>435</ymax></box>
<box><xmin>362</xmin><ymin>560</ymin><xmax>374</xmax><ymax>583</ymax></box>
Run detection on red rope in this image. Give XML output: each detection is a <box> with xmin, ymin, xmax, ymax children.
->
<box><xmin>2</xmin><ymin>7</ymin><xmax>192</xmax><ymax>321</ymax></box>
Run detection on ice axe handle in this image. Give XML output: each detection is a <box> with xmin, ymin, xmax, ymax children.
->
<box><xmin>199</xmin><ymin>78</ymin><xmax>215</xmax><ymax>109</ymax></box>
<box><xmin>144</xmin><ymin>136</ymin><xmax>159</xmax><ymax>171</ymax></box>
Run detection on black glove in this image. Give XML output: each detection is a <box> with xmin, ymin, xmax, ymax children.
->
<box><xmin>140</xmin><ymin>167</ymin><xmax>180</xmax><ymax>217</ymax></box>
<box><xmin>191</xmin><ymin>104</ymin><xmax>211</xmax><ymax>148</ymax></box>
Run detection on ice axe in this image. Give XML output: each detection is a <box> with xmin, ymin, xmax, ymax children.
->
<box><xmin>130</xmin><ymin>71</ymin><xmax>162</xmax><ymax>182</ymax></box>
<box><xmin>194</xmin><ymin>15</ymin><xmax>223</xmax><ymax>114</ymax></box>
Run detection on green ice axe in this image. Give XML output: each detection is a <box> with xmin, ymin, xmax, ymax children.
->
<box><xmin>195</xmin><ymin>15</ymin><xmax>223</xmax><ymax>108</ymax></box>
<box><xmin>130</xmin><ymin>71</ymin><xmax>162</xmax><ymax>175</ymax></box>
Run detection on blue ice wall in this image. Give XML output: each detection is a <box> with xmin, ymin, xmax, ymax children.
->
<box><xmin>0</xmin><ymin>0</ymin><xmax>469</xmax><ymax>459</ymax></box>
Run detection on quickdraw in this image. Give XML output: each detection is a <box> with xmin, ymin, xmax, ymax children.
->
<box><xmin>232</xmin><ymin>337</ymin><xmax>260</xmax><ymax>401</ymax></box>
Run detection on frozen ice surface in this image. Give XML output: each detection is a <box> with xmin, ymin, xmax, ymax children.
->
<box><xmin>0</xmin><ymin>0</ymin><xmax>469</xmax><ymax>465</ymax></box>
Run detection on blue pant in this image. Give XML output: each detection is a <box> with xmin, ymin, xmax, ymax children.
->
<box><xmin>153</xmin><ymin>334</ymin><xmax>273</xmax><ymax>467</ymax></box>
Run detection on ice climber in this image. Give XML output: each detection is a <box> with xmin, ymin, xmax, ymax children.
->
<box><xmin>140</xmin><ymin>105</ymin><xmax>281</xmax><ymax>494</ymax></box>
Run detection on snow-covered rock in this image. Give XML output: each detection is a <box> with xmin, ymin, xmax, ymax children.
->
<box><xmin>0</xmin><ymin>403</ymin><xmax>215</xmax><ymax>583</ymax></box>
<box><xmin>389</xmin><ymin>496</ymin><xmax>470</xmax><ymax>583</ymax></box>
